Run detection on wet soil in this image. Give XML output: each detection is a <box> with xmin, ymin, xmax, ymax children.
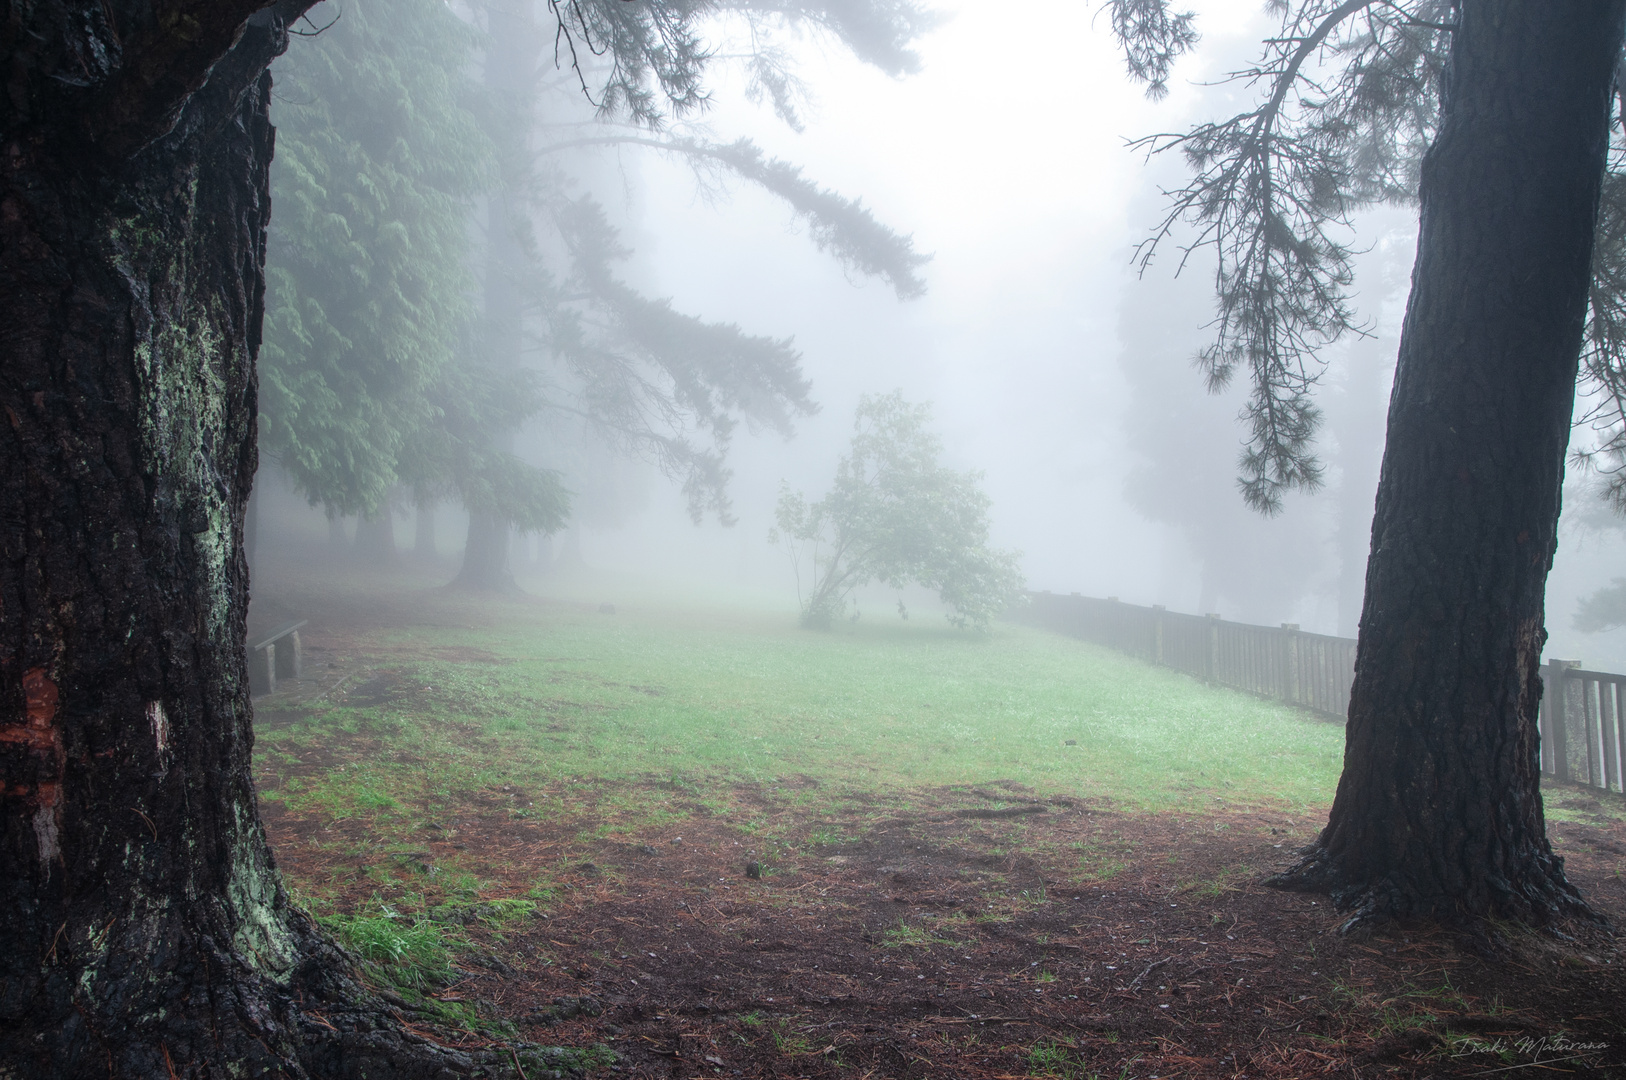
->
<box><xmin>262</xmin><ymin>769</ymin><xmax>1626</xmax><ymax>1079</ymax></box>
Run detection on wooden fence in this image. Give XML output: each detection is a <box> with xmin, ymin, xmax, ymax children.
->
<box><xmin>1012</xmin><ymin>592</ymin><xmax>1356</xmax><ymax>721</ymax></box>
<box><xmin>1542</xmin><ymin>660</ymin><xmax>1626</xmax><ymax>796</ymax></box>
<box><xmin>1015</xmin><ymin>591</ymin><xmax>1626</xmax><ymax>797</ymax></box>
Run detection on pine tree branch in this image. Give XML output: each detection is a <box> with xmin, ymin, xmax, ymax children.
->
<box><xmin>540</xmin><ymin>133</ymin><xmax>930</xmax><ymax>298</ymax></box>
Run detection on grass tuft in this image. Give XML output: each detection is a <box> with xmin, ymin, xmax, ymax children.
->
<box><xmin>323</xmin><ymin>907</ymin><xmax>455</xmax><ymax>992</ymax></box>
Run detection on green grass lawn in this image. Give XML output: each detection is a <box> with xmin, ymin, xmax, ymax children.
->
<box><xmin>256</xmin><ymin>585</ymin><xmax>1347</xmax><ymax>827</ymax></box>
<box><xmin>249</xmin><ymin>575</ymin><xmax>1626</xmax><ymax>1046</ymax></box>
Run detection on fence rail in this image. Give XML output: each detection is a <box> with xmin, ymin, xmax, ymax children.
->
<box><xmin>1012</xmin><ymin>592</ymin><xmax>1356</xmax><ymax>722</ymax></box>
<box><xmin>1014</xmin><ymin>591</ymin><xmax>1625</xmax><ymax>797</ymax></box>
<box><xmin>1543</xmin><ymin>662</ymin><xmax>1626</xmax><ymax>796</ymax></box>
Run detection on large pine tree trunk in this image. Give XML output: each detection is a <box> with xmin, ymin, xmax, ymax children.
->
<box><xmin>0</xmin><ymin>5</ymin><xmax>519</xmax><ymax>1075</ymax></box>
<box><xmin>1272</xmin><ymin>1</ymin><xmax>1625</xmax><ymax>929</ymax></box>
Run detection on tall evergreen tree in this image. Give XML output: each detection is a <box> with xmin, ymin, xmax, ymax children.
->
<box><xmin>261</xmin><ymin>0</ymin><xmax>490</xmax><ymax>518</ymax></box>
<box><xmin>263</xmin><ymin>0</ymin><xmax>570</xmax><ymax>561</ymax></box>
<box><xmin>448</xmin><ymin>0</ymin><xmax>935</xmax><ymax>589</ymax></box>
<box><xmin>261</xmin><ymin>0</ymin><xmax>934</xmax><ymax>588</ymax></box>
<box><xmin>1112</xmin><ymin>0</ymin><xmax>1626</xmax><ymax>929</ymax></box>
<box><xmin>0</xmin><ymin>2</ymin><xmax>929</xmax><ymax>1073</ymax></box>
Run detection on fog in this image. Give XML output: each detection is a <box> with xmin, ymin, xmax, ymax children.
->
<box><xmin>261</xmin><ymin>0</ymin><xmax>1626</xmax><ymax>669</ymax></box>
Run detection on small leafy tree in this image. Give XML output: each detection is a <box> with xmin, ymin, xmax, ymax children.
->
<box><xmin>772</xmin><ymin>393</ymin><xmax>1024</xmax><ymax>630</ymax></box>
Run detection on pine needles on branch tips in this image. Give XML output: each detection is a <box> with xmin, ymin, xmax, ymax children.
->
<box><xmin>1113</xmin><ymin>0</ymin><xmax>1450</xmax><ymax>513</ymax></box>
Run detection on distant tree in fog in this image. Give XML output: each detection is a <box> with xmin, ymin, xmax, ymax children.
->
<box><xmin>1113</xmin><ymin>0</ymin><xmax>1622</xmax><ymax>933</ymax></box>
<box><xmin>772</xmin><ymin>393</ymin><xmax>1024</xmax><ymax>631</ymax></box>
<box><xmin>1575</xmin><ymin>580</ymin><xmax>1626</xmax><ymax>633</ymax></box>
<box><xmin>262</xmin><ymin>0</ymin><xmax>567</xmax><ymax>548</ymax></box>
<box><xmin>449</xmin><ymin>0</ymin><xmax>937</xmax><ymax>589</ymax></box>
<box><xmin>262</xmin><ymin>0</ymin><xmax>935</xmax><ymax>587</ymax></box>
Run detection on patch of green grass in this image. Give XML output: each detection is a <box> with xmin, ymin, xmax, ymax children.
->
<box><xmin>1541</xmin><ymin>782</ymin><xmax>1626</xmax><ymax>827</ymax></box>
<box><xmin>1024</xmin><ymin>1038</ymin><xmax>1094</xmax><ymax>1079</ymax></box>
<box><xmin>256</xmin><ymin>586</ymin><xmax>1343</xmax><ymax>827</ymax></box>
<box><xmin>514</xmin><ymin>1045</ymin><xmax>618</xmax><ymax>1075</ymax></box>
<box><xmin>880</xmin><ymin>920</ymin><xmax>965</xmax><ymax>948</ymax></box>
<box><xmin>769</xmin><ymin>1020</ymin><xmax>814</xmax><ymax>1056</ymax></box>
<box><xmin>1176</xmin><ymin>864</ymin><xmax>1254</xmax><ymax>898</ymax></box>
<box><xmin>1325</xmin><ymin>972</ymin><xmax>1483</xmax><ymax>1041</ymax></box>
<box><xmin>323</xmin><ymin>907</ymin><xmax>455</xmax><ymax>992</ymax></box>
<box><xmin>428</xmin><ymin>896</ymin><xmax>539</xmax><ymax>928</ymax></box>
<box><xmin>424</xmin><ymin>999</ymin><xmax>517</xmax><ymax>1040</ymax></box>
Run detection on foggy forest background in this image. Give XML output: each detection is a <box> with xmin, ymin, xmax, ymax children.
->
<box><xmin>252</xmin><ymin>0</ymin><xmax>1626</xmax><ymax>667</ymax></box>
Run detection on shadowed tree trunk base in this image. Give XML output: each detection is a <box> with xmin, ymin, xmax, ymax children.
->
<box><xmin>1266</xmin><ymin>838</ymin><xmax>1593</xmax><ymax>935</ymax></box>
<box><xmin>13</xmin><ymin>902</ymin><xmax>602</xmax><ymax>1077</ymax></box>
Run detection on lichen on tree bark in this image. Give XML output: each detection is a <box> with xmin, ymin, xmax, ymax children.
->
<box><xmin>0</xmin><ymin>4</ymin><xmax>565</xmax><ymax>1076</ymax></box>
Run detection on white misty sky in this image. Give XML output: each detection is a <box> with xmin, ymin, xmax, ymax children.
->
<box><xmin>596</xmin><ymin>0</ymin><xmax>1276</xmax><ymax>595</ymax></box>
<box><xmin>569</xmin><ymin>0</ymin><xmax>1626</xmax><ymax>660</ymax></box>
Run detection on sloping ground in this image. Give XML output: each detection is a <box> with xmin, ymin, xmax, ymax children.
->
<box><xmin>262</xmin><ymin>751</ymin><xmax>1626</xmax><ymax>1079</ymax></box>
<box><xmin>248</xmin><ymin>553</ymin><xmax>1626</xmax><ymax>1078</ymax></box>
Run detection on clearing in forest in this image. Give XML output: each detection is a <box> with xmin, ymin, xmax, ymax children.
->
<box><xmin>249</xmin><ymin>554</ymin><xmax>1626</xmax><ymax>1079</ymax></box>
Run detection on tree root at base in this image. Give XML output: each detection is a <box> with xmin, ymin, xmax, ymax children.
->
<box><xmin>1263</xmin><ymin>841</ymin><xmax>1601</xmax><ymax>938</ymax></box>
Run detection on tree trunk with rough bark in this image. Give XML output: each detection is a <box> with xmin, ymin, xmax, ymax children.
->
<box><xmin>0</xmin><ymin>4</ymin><xmax>544</xmax><ymax>1075</ymax></box>
<box><xmin>453</xmin><ymin>0</ymin><xmax>535</xmax><ymax>594</ymax></box>
<box><xmin>1271</xmin><ymin>0</ymin><xmax>1625</xmax><ymax>930</ymax></box>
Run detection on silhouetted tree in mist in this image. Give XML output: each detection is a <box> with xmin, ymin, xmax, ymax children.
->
<box><xmin>448</xmin><ymin>0</ymin><xmax>936</xmax><ymax>590</ymax></box>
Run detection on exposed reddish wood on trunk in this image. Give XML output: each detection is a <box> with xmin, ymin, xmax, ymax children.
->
<box><xmin>0</xmin><ymin>3</ymin><xmax>530</xmax><ymax>1076</ymax></box>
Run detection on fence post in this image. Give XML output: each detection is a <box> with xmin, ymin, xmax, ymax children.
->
<box><xmin>1544</xmin><ymin>658</ymin><xmax>1579</xmax><ymax>782</ymax></box>
<box><xmin>1152</xmin><ymin>605</ymin><xmax>1166</xmax><ymax>666</ymax></box>
<box><xmin>1205</xmin><ymin>613</ymin><xmax>1221</xmax><ymax>683</ymax></box>
<box><xmin>1282</xmin><ymin>624</ymin><xmax>1300</xmax><ymax>707</ymax></box>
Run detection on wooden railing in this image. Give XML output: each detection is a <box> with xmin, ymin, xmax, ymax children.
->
<box><xmin>1012</xmin><ymin>592</ymin><xmax>1355</xmax><ymax>721</ymax></box>
<box><xmin>1014</xmin><ymin>592</ymin><xmax>1625</xmax><ymax>796</ymax></box>
<box><xmin>1542</xmin><ymin>660</ymin><xmax>1626</xmax><ymax>795</ymax></box>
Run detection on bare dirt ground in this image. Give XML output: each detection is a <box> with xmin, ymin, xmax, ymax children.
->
<box><xmin>250</xmin><ymin>570</ymin><xmax>1626</xmax><ymax>1079</ymax></box>
<box><xmin>262</xmin><ymin>751</ymin><xmax>1626</xmax><ymax>1079</ymax></box>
